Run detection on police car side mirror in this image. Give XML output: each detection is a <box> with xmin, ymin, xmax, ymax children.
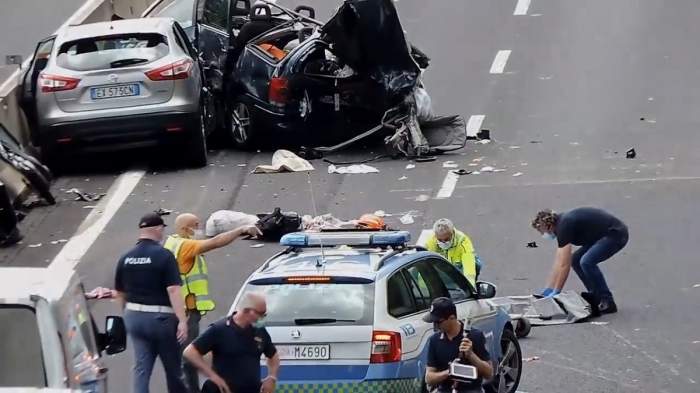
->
<box><xmin>100</xmin><ymin>316</ymin><xmax>127</xmax><ymax>355</ymax></box>
<box><xmin>476</xmin><ymin>281</ymin><xmax>496</xmax><ymax>299</ymax></box>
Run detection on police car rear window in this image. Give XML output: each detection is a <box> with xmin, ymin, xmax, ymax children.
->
<box><xmin>244</xmin><ymin>282</ymin><xmax>374</xmax><ymax>327</ymax></box>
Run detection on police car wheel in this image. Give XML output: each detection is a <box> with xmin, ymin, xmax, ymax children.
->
<box><xmin>484</xmin><ymin>329</ymin><xmax>522</xmax><ymax>393</ymax></box>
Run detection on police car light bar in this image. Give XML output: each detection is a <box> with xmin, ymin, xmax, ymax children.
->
<box><xmin>280</xmin><ymin>231</ymin><xmax>411</xmax><ymax>247</ymax></box>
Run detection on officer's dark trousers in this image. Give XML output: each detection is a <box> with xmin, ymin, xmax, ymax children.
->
<box><xmin>571</xmin><ymin>227</ymin><xmax>629</xmax><ymax>302</ymax></box>
<box><xmin>124</xmin><ymin>309</ymin><xmax>187</xmax><ymax>393</ymax></box>
<box><xmin>182</xmin><ymin>311</ymin><xmax>201</xmax><ymax>393</ymax></box>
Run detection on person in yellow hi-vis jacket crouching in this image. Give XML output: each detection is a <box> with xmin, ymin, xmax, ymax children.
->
<box><xmin>425</xmin><ymin>218</ymin><xmax>482</xmax><ymax>287</ymax></box>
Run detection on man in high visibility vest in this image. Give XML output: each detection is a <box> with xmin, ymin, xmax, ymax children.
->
<box><xmin>164</xmin><ymin>213</ymin><xmax>261</xmax><ymax>393</ymax></box>
<box><xmin>425</xmin><ymin>218</ymin><xmax>482</xmax><ymax>287</ymax></box>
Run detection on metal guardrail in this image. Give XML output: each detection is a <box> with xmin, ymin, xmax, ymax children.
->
<box><xmin>0</xmin><ymin>0</ymin><xmax>159</xmax><ymax>201</ymax></box>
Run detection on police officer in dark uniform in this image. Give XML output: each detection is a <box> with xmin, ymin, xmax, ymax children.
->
<box><xmin>114</xmin><ymin>212</ymin><xmax>188</xmax><ymax>393</ymax></box>
<box><xmin>183</xmin><ymin>292</ymin><xmax>281</xmax><ymax>393</ymax></box>
<box><xmin>424</xmin><ymin>297</ymin><xmax>493</xmax><ymax>393</ymax></box>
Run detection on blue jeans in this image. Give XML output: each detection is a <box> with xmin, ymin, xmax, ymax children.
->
<box><xmin>571</xmin><ymin>229</ymin><xmax>629</xmax><ymax>302</ymax></box>
<box><xmin>124</xmin><ymin>310</ymin><xmax>188</xmax><ymax>393</ymax></box>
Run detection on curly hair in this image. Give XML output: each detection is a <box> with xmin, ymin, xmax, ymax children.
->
<box><xmin>532</xmin><ymin>209</ymin><xmax>558</xmax><ymax>230</ymax></box>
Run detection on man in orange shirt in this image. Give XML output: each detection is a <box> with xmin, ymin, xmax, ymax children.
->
<box><xmin>164</xmin><ymin>213</ymin><xmax>261</xmax><ymax>393</ymax></box>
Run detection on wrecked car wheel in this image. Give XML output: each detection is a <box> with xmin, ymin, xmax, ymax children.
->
<box><xmin>485</xmin><ymin>329</ymin><xmax>522</xmax><ymax>393</ymax></box>
<box><xmin>230</xmin><ymin>102</ymin><xmax>258</xmax><ymax>149</ymax></box>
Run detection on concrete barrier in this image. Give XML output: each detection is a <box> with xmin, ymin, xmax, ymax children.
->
<box><xmin>0</xmin><ymin>0</ymin><xmax>158</xmax><ymax>201</ymax></box>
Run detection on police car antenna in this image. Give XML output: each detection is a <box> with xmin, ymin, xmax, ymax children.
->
<box><xmin>305</xmin><ymin>171</ymin><xmax>326</xmax><ymax>264</ymax></box>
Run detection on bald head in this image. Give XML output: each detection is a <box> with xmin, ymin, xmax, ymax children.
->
<box><xmin>236</xmin><ymin>292</ymin><xmax>266</xmax><ymax>313</ymax></box>
<box><xmin>174</xmin><ymin>213</ymin><xmax>200</xmax><ymax>238</ymax></box>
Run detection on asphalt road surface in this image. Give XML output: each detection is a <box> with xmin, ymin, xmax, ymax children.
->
<box><xmin>3</xmin><ymin>0</ymin><xmax>700</xmax><ymax>392</ymax></box>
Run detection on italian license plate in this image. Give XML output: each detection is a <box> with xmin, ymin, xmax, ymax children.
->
<box><xmin>91</xmin><ymin>83</ymin><xmax>140</xmax><ymax>99</ymax></box>
<box><xmin>276</xmin><ymin>344</ymin><xmax>330</xmax><ymax>360</ymax></box>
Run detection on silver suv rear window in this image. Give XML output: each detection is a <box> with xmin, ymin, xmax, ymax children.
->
<box><xmin>244</xmin><ymin>282</ymin><xmax>374</xmax><ymax>327</ymax></box>
<box><xmin>56</xmin><ymin>33</ymin><xmax>169</xmax><ymax>71</ymax></box>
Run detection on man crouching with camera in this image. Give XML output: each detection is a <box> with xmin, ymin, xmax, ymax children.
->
<box><xmin>424</xmin><ymin>297</ymin><xmax>493</xmax><ymax>393</ymax></box>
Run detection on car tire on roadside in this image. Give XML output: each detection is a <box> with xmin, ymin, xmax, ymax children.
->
<box><xmin>229</xmin><ymin>102</ymin><xmax>258</xmax><ymax>150</ymax></box>
<box><xmin>185</xmin><ymin>110</ymin><xmax>208</xmax><ymax>168</ymax></box>
<box><xmin>484</xmin><ymin>329</ymin><xmax>522</xmax><ymax>393</ymax></box>
<box><xmin>515</xmin><ymin>318</ymin><xmax>531</xmax><ymax>338</ymax></box>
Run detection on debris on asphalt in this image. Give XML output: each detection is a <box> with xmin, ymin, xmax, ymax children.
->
<box><xmin>478</xmin><ymin>139</ymin><xmax>491</xmax><ymax>144</ymax></box>
<box><xmin>590</xmin><ymin>322</ymin><xmax>610</xmax><ymax>326</ymax></box>
<box><xmin>692</xmin><ymin>284</ymin><xmax>700</xmax><ymax>288</ymax></box>
<box><xmin>253</xmin><ymin>150</ymin><xmax>314</xmax><ymax>173</ymax></box>
<box><xmin>530</xmin><ymin>140</ymin><xmax>543</xmax><ymax>144</ymax></box>
<box><xmin>415</xmin><ymin>194</ymin><xmax>430</xmax><ymax>202</ymax></box>
<box><xmin>206</xmin><ymin>210</ymin><xmax>259</xmax><ymax>236</ymax></box>
<box><xmin>477</xmin><ymin>129</ymin><xmax>490</xmax><ymax>140</ymax></box>
<box><xmin>442</xmin><ymin>161</ymin><xmax>459</xmax><ymax>168</ymax></box>
<box><xmin>83</xmin><ymin>205</ymin><xmax>97</xmax><ymax>209</ymax></box>
<box><xmin>374</xmin><ymin>210</ymin><xmax>387</xmax><ymax>217</ymax></box>
<box><xmin>481</xmin><ymin>166</ymin><xmax>495</xmax><ymax>172</ymax></box>
<box><xmin>569</xmin><ymin>142</ymin><xmax>580</xmax><ymax>146</ymax></box>
<box><xmin>250</xmin><ymin>244</ymin><xmax>265</xmax><ymax>248</ymax></box>
<box><xmin>237</xmin><ymin>164</ymin><xmax>247</xmax><ymax>167</ymax></box>
<box><xmin>468</xmin><ymin>163</ymin><xmax>479</xmax><ymax>167</ymax></box>
<box><xmin>328</xmin><ymin>164</ymin><xmax>379</xmax><ymax>174</ymax></box>
<box><xmin>406</xmin><ymin>164</ymin><xmax>416</xmax><ymax>170</ymax></box>
<box><xmin>523</xmin><ymin>356</ymin><xmax>540</xmax><ymax>362</ymax></box>
<box><xmin>472</xmin><ymin>171</ymin><xmax>481</xmax><ymax>175</ymax></box>
<box><xmin>472</xmin><ymin>157</ymin><xmax>484</xmax><ymax>162</ymax></box>
<box><xmin>513</xmin><ymin>172</ymin><xmax>524</xmax><ymax>177</ymax></box>
<box><xmin>626</xmin><ymin>148</ymin><xmax>637</xmax><ymax>159</ymax></box>
<box><xmin>50</xmin><ymin>239</ymin><xmax>68</xmax><ymax>245</ymax></box>
<box><xmin>28</xmin><ymin>243</ymin><xmax>42</xmax><ymax>248</ymax></box>
<box><xmin>693</xmin><ymin>341</ymin><xmax>700</xmax><ymax>344</ymax></box>
<box><xmin>154</xmin><ymin>208</ymin><xmax>173</xmax><ymax>216</ymax></box>
<box><xmin>453</xmin><ymin>169</ymin><xmax>472</xmax><ymax>176</ymax></box>
<box><xmin>521</xmin><ymin>162</ymin><xmax>529</xmax><ymax>166</ymax></box>
<box><xmin>509</xmin><ymin>146</ymin><xmax>521</xmax><ymax>149</ymax></box>
<box><xmin>67</xmin><ymin>188</ymin><xmax>106</xmax><ymax>202</ymax></box>
<box><xmin>398</xmin><ymin>176</ymin><xmax>408</xmax><ymax>180</ymax></box>
<box><xmin>400</xmin><ymin>213</ymin><xmax>415</xmax><ymax>225</ymax></box>
<box><xmin>415</xmin><ymin>156</ymin><xmax>437</xmax><ymax>163</ymax></box>
<box><xmin>527</xmin><ymin>241</ymin><xmax>538</xmax><ymax>248</ymax></box>
<box><xmin>494</xmin><ymin>169</ymin><xmax>506</xmax><ymax>173</ymax></box>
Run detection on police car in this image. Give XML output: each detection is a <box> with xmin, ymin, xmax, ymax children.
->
<box><xmin>229</xmin><ymin>231</ymin><xmax>522</xmax><ymax>393</ymax></box>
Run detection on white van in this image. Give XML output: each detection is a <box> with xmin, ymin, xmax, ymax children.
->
<box><xmin>0</xmin><ymin>266</ymin><xmax>126</xmax><ymax>392</ymax></box>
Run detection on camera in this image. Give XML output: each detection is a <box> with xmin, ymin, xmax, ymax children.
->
<box><xmin>449</xmin><ymin>362</ymin><xmax>478</xmax><ymax>382</ymax></box>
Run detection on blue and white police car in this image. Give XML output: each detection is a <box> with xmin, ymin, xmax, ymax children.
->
<box><xmin>229</xmin><ymin>231</ymin><xmax>522</xmax><ymax>393</ymax></box>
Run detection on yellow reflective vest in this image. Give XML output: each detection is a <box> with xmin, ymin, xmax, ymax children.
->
<box><xmin>425</xmin><ymin>229</ymin><xmax>478</xmax><ymax>286</ymax></box>
<box><xmin>163</xmin><ymin>235</ymin><xmax>215</xmax><ymax>314</ymax></box>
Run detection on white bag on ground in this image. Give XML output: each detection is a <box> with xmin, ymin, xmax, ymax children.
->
<box><xmin>205</xmin><ymin>210</ymin><xmax>259</xmax><ymax>237</ymax></box>
<box><xmin>253</xmin><ymin>149</ymin><xmax>314</xmax><ymax>173</ymax></box>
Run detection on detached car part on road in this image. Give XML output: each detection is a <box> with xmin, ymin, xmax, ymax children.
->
<box><xmin>229</xmin><ymin>231</ymin><xmax>522</xmax><ymax>393</ymax></box>
<box><xmin>0</xmin><ymin>267</ymin><xmax>126</xmax><ymax>392</ymax></box>
<box><xmin>194</xmin><ymin>0</ymin><xmax>466</xmax><ymax>153</ymax></box>
<box><xmin>20</xmin><ymin>17</ymin><xmax>215</xmax><ymax>168</ymax></box>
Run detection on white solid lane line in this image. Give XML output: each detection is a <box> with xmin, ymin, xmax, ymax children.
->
<box><xmin>490</xmin><ymin>50</ymin><xmax>512</xmax><ymax>74</ymax></box>
<box><xmin>50</xmin><ymin>170</ymin><xmax>146</xmax><ymax>271</ymax></box>
<box><xmin>467</xmin><ymin>115</ymin><xmax>486</xmax><ymax>138</ymax></box>
<box><xmin>417</xmin><ymin>229</ymin><xmax>432</xmax><ymax>247</ymax></box>
<box><xmin>435</xmin><ymin>171</ymin><xmax>460</xmax><ymax>199</ymax></box>
<box><xmin>514</xmin><ymin>0</ymin><xmax>532</xmax><ymax>15</ymax></box>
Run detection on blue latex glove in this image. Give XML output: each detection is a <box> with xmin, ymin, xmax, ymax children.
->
<box><xmin>544</xmin><ymin>289</ymin><xmax>561</xmax><ymax>299</ymax></box>
<box><xmin>534</xmin><ymin>288</ymin><xmax>554</xmax><ymax>298</ymax></box>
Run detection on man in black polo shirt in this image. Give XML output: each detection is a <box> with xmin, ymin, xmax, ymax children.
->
<box><xmin>424</xmin><ymin>297</ymin><xmax>493</xmax><ymax>393</ymax></box>
<box><xmin>183</xmin><ymin>292</ymin><xmax>280</xmax><ymax>393</ymax></box>
<box><xmin>531</xmin><ymin>207</ymin><xmax>629</xmax><ymax>314</ymax></box>
<box><xmin>114</xmin><ymin>212</ymin><xmax>188</xmax><ymax>393</ymax></box>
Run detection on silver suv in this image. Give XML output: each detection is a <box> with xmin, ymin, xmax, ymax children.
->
<box><xmin>21</xmin><ymin>18</ymin><xmax>210</xmax><ymax>168</ymax></box>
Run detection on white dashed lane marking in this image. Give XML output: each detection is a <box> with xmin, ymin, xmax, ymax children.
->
<box><xmin>490</xmin><ymin>50</ymin><xmax>512</xmax><ymax>74</ymax></box>
<box><xmin>514</xmin><ymin>0</ymin><xmax>532</xmax><ymax>15</ymax></box>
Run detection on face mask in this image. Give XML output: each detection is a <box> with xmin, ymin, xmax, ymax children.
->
<box><xmin>542</xmin><ymin>232</ymin><xmax>556</xmax><ymax>241</ymax></box>
<box><xmin>437</xmin><ymin>240</ymin><xmax>451</xmax><ymax>250</ymax></box>
<box><xmin>253</xmin><ymin>318</ymin><xmax>266</xmax><ymax>329</ymax></box>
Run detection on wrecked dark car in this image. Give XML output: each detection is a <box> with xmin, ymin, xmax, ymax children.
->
<box><xmin>195</xmin><ymin>0</ymin><xmax>462</xmax><ymax>153</ymax></box>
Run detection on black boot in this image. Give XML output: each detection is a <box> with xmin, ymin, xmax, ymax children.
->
<box><xmin>581</xmin><ymin>292</ymin><xmax>601</xmax><ymax>317</ymax></box>
<box><xmin>598</xmin><ymin>298</ymin><xmax>618</xmax><ymax>314</ymax></box>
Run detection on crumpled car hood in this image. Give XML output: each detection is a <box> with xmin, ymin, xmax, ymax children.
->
<box><xmin>321</xmin><ymin>0</ymin><xmax>421</xmax><ymax>106</ymax></box>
